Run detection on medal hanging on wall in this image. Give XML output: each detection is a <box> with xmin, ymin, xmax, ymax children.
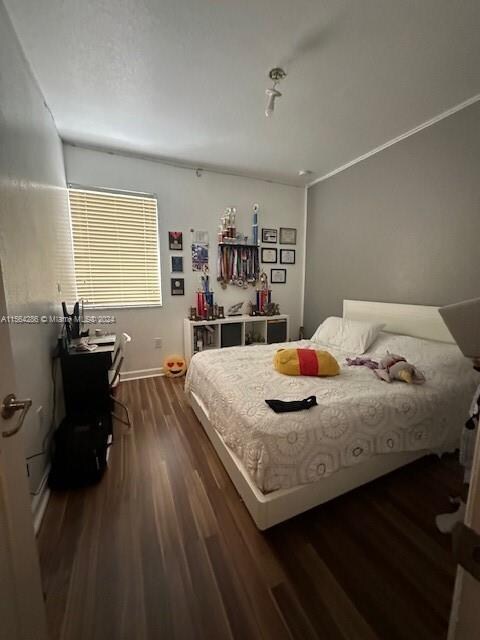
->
<box><xmin>217</xmin><ymin>244</ymin><xmax>259</xmax><ymax>288</ymax></box>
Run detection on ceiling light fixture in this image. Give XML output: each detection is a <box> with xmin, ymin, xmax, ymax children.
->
<box><xmin>265</xmin><ymin>67</ymin><xmax>287</xmax><ymax>118</ymax></box>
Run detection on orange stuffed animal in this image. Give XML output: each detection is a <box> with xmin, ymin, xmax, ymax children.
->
<box><xmin>273</xmin><ymin>348</ymin><xmax>339</xmax><ymax>377</ymax></box>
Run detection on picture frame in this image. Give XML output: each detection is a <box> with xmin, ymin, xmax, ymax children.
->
<box><xmin>280</xmin><ymin>249</ymin><xmax>296</xmax><ymax>264</ymax></box>
<box><xmin>170</xmin><ymin>277</ymin><xmax>185</xmax><ymax>296</ymax></box>
<box><xmin>192</xmin><ymin>229</ymin><xmax>209</xmax><ymax>244</ymax></box>
<box><xmin>192</xmin><ymin>242</ymin><xmax>209</xmax><ymax>271</ymax></box>
<box><xmin>271</xmin><ymin>268</ymin><xmax>287</xmax><ymax>284</ymax></box>
<box><xmin>169</xmin><ymin>231</ymin><xmax>183</xmax><ymax>250</ymax></box>
<box><xmin>261</xmin><ymin>247</ymin><xmax>277</xmax><ymax>263</ymax></box>
<box><xmin>262</xmin><ymin>228</ymin><xmax>277</xmax><ymax>244</ymax></box>
<box><xmin>170</xmin><ymin>255</ymin><xmax>184</xmax><ymax>273</ymax></box>
<box><xmin>279</xmin><ymin>227</ymin><xmax>297</xmax><ymax>245</ymax></box>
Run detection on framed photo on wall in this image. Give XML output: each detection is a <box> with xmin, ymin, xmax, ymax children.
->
<box><xmin>169</xmin><ymin>231</ymin><xmax>183</xmax><ymax>250</ymax></box>
<box><xmin>279</xmin><ymin>227</ymin><xmax>297</xmax><ymax>245</ymax></box>
<box><xmin>192</xmin><ymin>242</ymin><xmax>209</xmax><ymax>271</ymax></box>
<box><xmin>271</xmin><ymin>268</ymin><xmax>286</xmax><ymax>284</ymax></box>
<box><xmin>171</xmin><ymin>277</ymin><xmax>185</xmax><ymax>295</ymax></box>
<box><xmin>170</xmin><ymin>255</ymin><xmax>184</xmax><ymax>273</ymax></box>
<box><xmin>280</xmin><ymin>249</ymin><xmax>295</xmax><ymax>264</ymax></box>
<box><xmin>262</xmin><ymin>228</ymin><xmax>277</xmax><ymax>244</ymax></box>
<box><xmin>261</xmin><ymin>247</ymin><xmax>277</xmax><ymax>263</ymax></box>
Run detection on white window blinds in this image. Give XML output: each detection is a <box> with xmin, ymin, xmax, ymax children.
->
<box><xmin>68</xmin><ymin>188</ymin><xmax>162</xmax><ymax>307</ymax></box>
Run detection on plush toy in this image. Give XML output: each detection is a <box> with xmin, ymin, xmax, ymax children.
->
<box><xmin>373</xmin><ymin>352</ymin><xmax>425</xmax><ymax>384</ymax></box>
<box><xmin>274</xmin><ymin>348</ymin><xmax>339</xmax><ymax>377</ymax></box>
<box><xmin>163</xmin><ymin>354</ymin><xmax>187</xmax><ymax>378</ymax></box>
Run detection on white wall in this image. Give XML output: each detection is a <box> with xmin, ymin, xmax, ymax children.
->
<box><xmin>0</xmin><ymin>2</ymin><xmax>76</xmax><ymax>496</ymax></box>
<box><xmin>64</xmin><ymin>145</ymin><xmax>305</xmax><ymax>374</ymax></box>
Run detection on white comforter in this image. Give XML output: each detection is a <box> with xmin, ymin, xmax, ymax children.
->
<box><xmin>185</xmin><ymin>333</ymin><xmax>478</xmax><ymax>493</ymax></box>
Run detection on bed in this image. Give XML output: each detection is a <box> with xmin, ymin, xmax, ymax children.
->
<box><xmin>185</xmin><ymin>301</ymin><xmax>478</xmax><ymax>529</ymax></box>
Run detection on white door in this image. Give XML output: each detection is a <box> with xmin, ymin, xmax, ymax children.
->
<box><xmin>0</xmin><ymin>262</ymin><xmax>48</xmax><ymax>640</ymax></box>
<box><xmin>448</xmin><ymin>423</ymin><xmax>480</xmax><ymax>639</ymax></box>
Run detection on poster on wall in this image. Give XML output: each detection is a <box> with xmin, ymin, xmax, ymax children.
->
<box><xmin>169</xmin><ymin>231</ymin><xmax>183</xmax><ymax>250</ymax></box>
<box><xmin>192</xmin><ymin>243</ymin><xmax>209</xmax><ymax>271</ymax></box>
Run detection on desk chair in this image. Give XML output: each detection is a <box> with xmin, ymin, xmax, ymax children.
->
<box><xmin>109</xmin><ymin>333</ymin><xmax>132</xmax><ymax>431</ymax></box>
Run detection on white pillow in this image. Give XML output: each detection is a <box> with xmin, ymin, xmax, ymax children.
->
<box><xmin>311</xmin><ymin>316</ymin><xmax>385</xmax><ymax>354</ymax></box>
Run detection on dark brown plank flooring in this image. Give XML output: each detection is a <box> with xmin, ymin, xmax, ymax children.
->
<box><xmin>38</xmin><ymin>377</ymin><xmax>461</xmax><ymax>640</ymax></box>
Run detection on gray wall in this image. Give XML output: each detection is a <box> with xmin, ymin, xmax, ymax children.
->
<box><xmin>304</xmin><ymin>100</ymin><xmax>480</xmax><ymax>337</ymax></box>
<box><xmin>0</xmin><ymin>2</ymin><xmax>75</xmax><ymax>501</ymax></box>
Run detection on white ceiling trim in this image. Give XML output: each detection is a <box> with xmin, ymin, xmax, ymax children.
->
<box><xmin>307</xmin><ymin>93</ymin><xmax>480</xmax><ymax>189</ymax></box>
<box><xmin>63</xmin><ymin>142</ymin><xmax>304</xmax><ymax>189</ymax></box>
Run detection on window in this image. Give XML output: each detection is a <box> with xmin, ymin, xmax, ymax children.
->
<box><xmin>68</xmin><ymin>187</ymin><xmax>161</xmax><ymax>307</ymax></box>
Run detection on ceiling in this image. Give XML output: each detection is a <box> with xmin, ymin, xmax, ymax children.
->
<box><xmin>5</xmin><ymin>0</ymin><xmax>480</xmax><ymax>186</ymax></box>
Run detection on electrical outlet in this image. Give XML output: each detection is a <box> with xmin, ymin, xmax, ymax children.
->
<box><xmin>154</xmin><ymin>337</ymin><xmax>163</xmax><ymax>349</ymax></box>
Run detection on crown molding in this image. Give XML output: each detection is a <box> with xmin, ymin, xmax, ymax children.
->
<box><xmin>307</xmin><ymin>93</ymin><xmax>480</xmax><ymax>189</ymax></box>
<box><xmin>63</xmin><ymin>141</ymin><xmax>304</xmax><ymax>189</ymax></box>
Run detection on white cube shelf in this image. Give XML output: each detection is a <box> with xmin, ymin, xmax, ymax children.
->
<box><xmin>183</xmin><ymin>314</ymin><xmax>289</xmax><ymax>363</ymax></box>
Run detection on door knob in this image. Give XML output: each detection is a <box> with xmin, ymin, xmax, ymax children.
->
<box><xmin>1</xmin><ymin>393</ymin><xmax>32</xmax><ymax>438</ymax></box>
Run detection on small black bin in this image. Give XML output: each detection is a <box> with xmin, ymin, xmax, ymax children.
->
<box><xmin>48</xmin><ymin>414</ymin><xmax>109</xmax><ymax>490</ymax></box>
<box><xmin>221</xmin><ymin>322</ymin><xmax>242</xmax><ymax>348</ymax></box>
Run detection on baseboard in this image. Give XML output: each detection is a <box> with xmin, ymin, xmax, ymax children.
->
<box><xmin>120</xmin><ymin>367</ymin><xmax>164</xmax><ymax>381</ymax></box>
<box><xmin>31</xmin><ymin>466</ymin><xmax>51</xmax><ymax>536</ymax></box>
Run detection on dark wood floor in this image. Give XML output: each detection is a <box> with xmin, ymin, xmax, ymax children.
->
<box><xmin>38</xmin><ymin>376</ymin><xmax>462</xmax><ymax>640</ymax></box>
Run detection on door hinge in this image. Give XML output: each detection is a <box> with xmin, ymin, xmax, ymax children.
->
<box><xmin>452</xmin><ymin>522</ymin><xmax>480</xmax><ymax>582</ymax></box>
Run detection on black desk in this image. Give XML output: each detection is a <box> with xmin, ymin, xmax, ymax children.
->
<box><xmin>60</xmin><ymin>336</ymin><xmax>116</xmax><ymax>424</ymax></box>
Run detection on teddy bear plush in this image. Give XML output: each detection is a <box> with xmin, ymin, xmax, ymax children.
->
<box><xmin>373</xmin><ymin>352</ymin><xmax>425</xmax><ymax>384</ymax></box>
<box><xmin>274</xmin><ymin>348</ymin><xmax>340</xmax><ymax>377</ymax></box>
